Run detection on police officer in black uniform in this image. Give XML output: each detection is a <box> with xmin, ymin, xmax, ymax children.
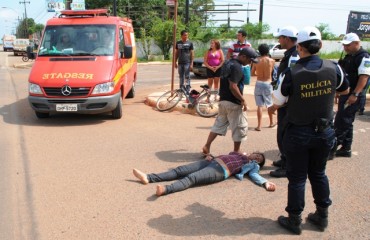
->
<box><xmin>271</xmin><ymin>27</ymin><xmax>349</xmax><ymax>235</ymax></box>
<box><xmin>333</xmin><ymin>33</ymin><xmax>370</xmax><ymax>158</ymax></box>
<box><xmin>268</xmin><ymin>26</ymin><xmax>299</xmax><ymax>178</ymax></box>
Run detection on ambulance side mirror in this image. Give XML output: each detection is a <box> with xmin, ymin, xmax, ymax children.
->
<box><xmin>120</xmin><ymin>45</ymin><xmax>132</xmax><ymax>59</ymax></box>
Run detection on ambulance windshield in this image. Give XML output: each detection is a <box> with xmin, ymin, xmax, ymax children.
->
<box><xmin>38</xmin><ymin>24</ymin><xmax>116</xmax><ymax>56</ymax></box>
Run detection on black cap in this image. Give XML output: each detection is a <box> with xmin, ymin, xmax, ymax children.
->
<box><xmin>239</xmin><ymin>47</ymin><xmax>259</xmax><ymax>63</ymax></box>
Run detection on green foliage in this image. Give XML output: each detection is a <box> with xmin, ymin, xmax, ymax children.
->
<box><xmin>149</xmin><ymin>17</ymin><xmax>185</xmax><ymax>60</ymax></box>
<box><xmin>318</xmin><ymin>51</ymin><xmax>342</xmax><ymax>60</ymax></box>
<box><xmin>137</xmin><ymin>28</ymin><xmax>152</xmax><ymax>59</ymax></box>
<box><xmin>242</xmin><ymin>22</ymin><xmax>270</xmax><ymax>39</ymax></box>
<box><xmin>316</xmin><ymin>23</ymin><xmax>336</xmax><ymax>40</ymax></box>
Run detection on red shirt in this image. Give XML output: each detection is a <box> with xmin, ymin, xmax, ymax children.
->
<box><xmin>228</xmin><ymin>41</ymin><xmax>251</xmax><ymax>59</ymax></box>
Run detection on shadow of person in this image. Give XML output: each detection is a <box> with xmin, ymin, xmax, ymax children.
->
<box><xmin>148</xmin><ymin>202</ymin><xmax>281</xmax><ymax>237</ymax></box>
<box><xmin>155</xmin><ymin>149</ymin><xmax>204</xmax><ymax>163</ymax></box>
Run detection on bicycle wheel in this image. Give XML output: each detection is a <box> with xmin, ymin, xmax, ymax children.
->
<box><xmin>195</xmin><ymin>92</ymin><xmax>219</xmax><ymax>117</ymax></box>
<box><xmin>156</xmin><ymin>90</ymin><xmax>183</xmax><ymax>111</ymax></box>
<box><xmin>22</xmin><ymin>56</ymin><xmax>29</xmax><ymax>62</ymax></box>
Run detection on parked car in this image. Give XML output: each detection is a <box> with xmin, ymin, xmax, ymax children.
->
<box><xmin>269</xmin><ymin>43</ymin><xmax>286</xmax><ymax>61</ymax></box>
<box><xmin>192</xmin><ymin>47</ymin><xmax>228</xmax><ymax>78</ymax></box>
<box><xmin>13</xmin><ymin>38</ymin><xmax>30</xmax><ymax>56</ymax></box>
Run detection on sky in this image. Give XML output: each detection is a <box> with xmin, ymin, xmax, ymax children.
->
<box><xmin>1</xmin><ymin>0</ymin><xmax>370</xmax><ymax>40</ymax></box>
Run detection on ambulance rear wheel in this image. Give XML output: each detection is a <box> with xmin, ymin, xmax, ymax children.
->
<box><xmin>112</xmin><ymin>97</ymin><xmax>122</xmax><ymax>119</ymax></box>
<box><xmin>35</xmin><ymin>111</ymin><xmax>50</xmax><ymax>118</ymax></box>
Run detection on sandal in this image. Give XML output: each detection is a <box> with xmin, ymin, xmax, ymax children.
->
<box><xmin>255</xmin><ymin>127</ymin><xmax>261</xmax><ymax>131</ymax></box>
<box><xmin>268</xmin><ymin>123</ymin><xmax>277</xmax><ymax>128</ymax></box>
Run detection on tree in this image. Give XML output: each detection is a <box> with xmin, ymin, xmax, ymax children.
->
<box><xmin>149</xmin><ymin>17</ymin><xmax>185</xmax><ymax>60</ymax></box>
<box><xmin>138</xmin><ymin>27</ymin><xmax>152</xmax><ymax>59</ymax></box>
<box><xmin>242</xmin><ymin>22</ymin><xmax>270</xmax><ymax>39</ymax></box>
<box><xmin>316</xmin><ymin>23</ymin><xmax>336</xmax><ymax>40</ymax></box>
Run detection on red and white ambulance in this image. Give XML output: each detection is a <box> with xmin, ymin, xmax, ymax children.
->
<box><xmin>28</xmin><ymin>9</ymin><xmax>137</xmax><ymax>119</ymax></box>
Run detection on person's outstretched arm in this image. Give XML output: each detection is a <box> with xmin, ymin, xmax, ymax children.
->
<box><xmin>248</xmin><ymin>163</ymin><xmax>276</xmax><ymax>191</ymax></box>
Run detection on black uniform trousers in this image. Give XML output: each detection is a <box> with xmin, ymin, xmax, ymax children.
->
<box><xmin>277</xmin><ymin>107</ymin><xmax>287</xmax><ymax>165</ymax></box>
<box><xmin>334</xmin><ymin>94</ymin><xmax>361</xmax><ymax>150</ymax></box>
<box><xmin>283</xmin><ymin>124</ymin><xmax>334</xmax><ymax>215</ymax></box>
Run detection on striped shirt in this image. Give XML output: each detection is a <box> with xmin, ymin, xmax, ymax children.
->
<box><xmin>217</xmin><ymin>152</ymin><xmax>249</xmax><ymax>175</ymax></box>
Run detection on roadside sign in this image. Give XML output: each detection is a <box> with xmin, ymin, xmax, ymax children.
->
<box><xmin>166</xmin><ymin>0</ymin><xmax>175</xmax><ymax>6</ymax></box>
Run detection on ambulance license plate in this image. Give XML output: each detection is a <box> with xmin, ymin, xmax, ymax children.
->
<box><xmin>56</xmin><ymin>104</ymin><xmax>78</xmax><ymax>112</ymax></box>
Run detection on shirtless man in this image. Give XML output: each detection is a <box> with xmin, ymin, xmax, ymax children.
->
<box><xmin>251</xmin><ymin>44</ymin><xmax>276</xmax><ymax>131</ymax></box>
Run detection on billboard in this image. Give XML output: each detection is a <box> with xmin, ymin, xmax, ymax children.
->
<box><xmin>46</xmin><ymin>0</ymin><xmax>66</xmax><ymax>12</ymax></box>
<box><xmin>347</xmin><ymin>11</ymin><xmax>370</xmax><ymax>38</ymax></box>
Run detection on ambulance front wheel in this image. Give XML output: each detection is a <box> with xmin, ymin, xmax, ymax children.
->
<box><xmin>112</xmin><ymin>97</ymin><xmax>122</xmax><ymax>119</ymax></box>
<box><xmin>35</xmin><ymin>111</ymin><xmax>50</xmax><ymax>118</ymax></box>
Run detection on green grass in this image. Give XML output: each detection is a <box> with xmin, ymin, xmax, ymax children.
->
<box><xmin>319</xmin><ymin>51</ymin><xmax>343</xmax><ymax>60</ymax></box>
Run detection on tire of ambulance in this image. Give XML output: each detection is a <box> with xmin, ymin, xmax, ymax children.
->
<box><xmin>112</xmin><ymin>96</ymin><xmax>122</xmax><ymax>119</ymax></box>
<box><xmin>35</xmin><ymin>111</ymin><xmax>50</xmax><ymax>118</ymax></box>
<box><xmin>126</xmin><ymin>82</ymin><xmax>135</xmax><ymax>99</ymax></box>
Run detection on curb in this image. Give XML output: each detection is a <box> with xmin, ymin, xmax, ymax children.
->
<box><xmin>13</xmin><ymin>62</ymin><xmax>34</xmax><ymax>68</ymax></box>
<box><xmin>145</xmin><ymin>91</ymin><xmax>198</xmax><ymax>115</ymax></box>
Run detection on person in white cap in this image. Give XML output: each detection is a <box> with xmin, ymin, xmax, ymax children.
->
<box><xmin>333</xmin><ymin>32</ymin><xmax>370</xmax><ymax>157</ymax></box>
<box><xmin>270</xmin><ymin>26</ymin><xmax>349</xmax><ymax>235</ymax></box>
<box><xmin>268</xmin><ymin>26</ymin><xmax>300</xmax><ymax>178</ymax></box>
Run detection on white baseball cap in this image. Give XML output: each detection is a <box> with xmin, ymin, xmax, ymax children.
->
<box><xmin>273</xmin><ymin>26</ymin><xmax>298</xmax><ymax>38</ymax></box>
<box><xmin>297</xmin><ymin>26</ymin><xmax>322</xmax><ymax>43</ymax></box>
<box><xmin>340</xmin><ymin>33</ymin><xmax>360</xmax><ymax>44</ymax></box>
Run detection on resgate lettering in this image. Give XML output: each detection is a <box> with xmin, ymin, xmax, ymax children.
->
<box><xmin>42</xmin><ymin>73</ymin><xmax>94</xmax><ymax>80</ymax></box>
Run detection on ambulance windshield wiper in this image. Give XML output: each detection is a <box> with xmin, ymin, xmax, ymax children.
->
<box><xmin>72</xmin><ymin>53</ymin><xmax>99</xmax><ymax>56</ymax></box>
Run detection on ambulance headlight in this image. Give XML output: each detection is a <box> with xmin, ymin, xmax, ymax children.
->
<box><xmin>92</xmin><ymin>82</ymin><xmax>114</xmax><ymax>94</ymax></box>
<box><xmin>29</xmin><ymin>83</ymin><xmax>43</xmax><ymax>94</ymax></box>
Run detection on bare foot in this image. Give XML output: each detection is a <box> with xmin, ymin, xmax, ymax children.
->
<box><xmin>156</xmin><ymin>185</ymin><xmax>166</xmax><ymax>196</ymax></box>
<box><xmin>133</xmin><ymin>168</ymin><xmax>149</xmax><ymax>185</ymax></box>
<box><xmin>264</xmin><ymin>182</ymin><xmax>276</xmax><ymax>192</ymax></box>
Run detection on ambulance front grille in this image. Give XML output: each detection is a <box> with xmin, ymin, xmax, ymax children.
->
<box><xmin>43</xmin><ymin>87</ymin><xmax>91</xmax><ymax>96</ymax></box>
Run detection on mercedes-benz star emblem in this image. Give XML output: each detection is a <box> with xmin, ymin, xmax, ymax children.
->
<box><xmin>61</xmin><ymin>85</ymin><xmax>72</xmax><ymax>96</ymax></box>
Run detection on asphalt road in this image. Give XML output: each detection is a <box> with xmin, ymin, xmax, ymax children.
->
<box><xmin>0</xmin><ymin>51</ymin><xmax>369</xmax><ymax>240</ymax></box>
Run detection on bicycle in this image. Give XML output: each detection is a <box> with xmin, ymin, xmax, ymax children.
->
<box><xmin>156</xmin><ymin>84</ymin><xmax>219</xmax><ymax>118</ymax></box>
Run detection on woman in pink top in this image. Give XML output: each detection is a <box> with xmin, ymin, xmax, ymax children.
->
<box><xmin>204</xmin><ymin>39</ymin><xmax>225</xmax><ymax>92</ymax></box>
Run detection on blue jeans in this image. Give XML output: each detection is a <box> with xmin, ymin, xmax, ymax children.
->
<box><xmin>178</xmin><ymin>63</ymin><xmax>191</xmax><ymax>92</ymax></box>
<box><xmin>283</xmin><ymin>124</ymin><xmax>334</xmax><ymax>215</ymax></box>
<box><xmin>147</xmin><ymin>160</ymin><xmax>225</xmax><ymax>195</ymax></box>
<box><xmin>334</xmin><ymin>94</ymin><xmax>361</xmax><ymax>150</ymax></box>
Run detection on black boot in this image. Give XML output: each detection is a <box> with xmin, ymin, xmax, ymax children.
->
<box><xmin>278</xmin><ymin>214</ymin><xmax>302</xmax><ymax>235</ymax></box>
<box><xmin>307</xmin><ymin>206</ymin><xmax>328</xmax><ymax>231</ymax></box>
<box><xmin>335</xmin><ymin>147</ymin><xmax>351</xmax><ymax>157</ymax></box>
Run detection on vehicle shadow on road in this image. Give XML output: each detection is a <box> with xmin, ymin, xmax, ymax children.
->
<box><xmin>147</xmin><ymin>202</ymin><xmax>283</xmax><ymax>237</ymax></box>
<box><xmin>0</xmin><ymin>98</ymin><xmax>111</xmax><ymax>126</ymax></box>
<box><xmin>155</xmin><ymin>149</ymin><xmax>206</xmax><ymax>163</ymax></box>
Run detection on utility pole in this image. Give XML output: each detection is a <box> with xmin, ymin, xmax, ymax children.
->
<box><xmin>19</xmin><ymin>0</ymin><xmax>30</xmax><ymax>38</ymax></box>
<box><xmin>259</xmin><ymin>0</ymin><xmax>264</xmax><ymax>23</ymax></box>
<box><xmin>185</xmin><ymin>0</ymin><xmax>189</xmax><ymax>28</ymax></box>
<box><xmin>204</xmin><ymin>4</ymin><xmax>256</xmax><ymax>29</ymax></box>
<box><xmin>113</xmin><ymin>0</ymin><xmax>117</xmax><ymax>16</ymax></box>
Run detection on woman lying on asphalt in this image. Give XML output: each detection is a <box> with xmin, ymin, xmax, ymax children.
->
<box><xmin>133</xmin><ymin>151</ymin><xmax>276</xmax><ymax>196</ymax></box>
